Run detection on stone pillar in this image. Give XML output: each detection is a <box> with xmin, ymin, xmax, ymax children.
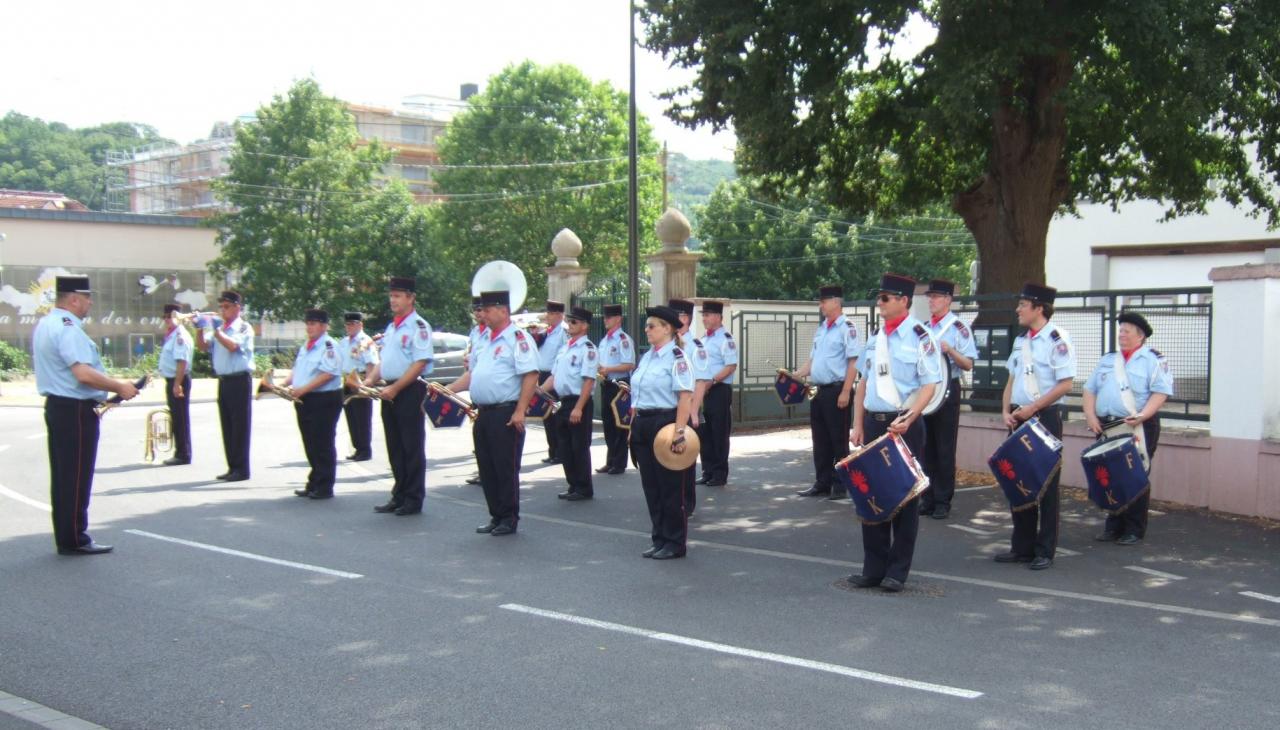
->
<box><xmin>545</xmin><ymin>228</ymin><xmax>591</xmax><ymax>304</ymax></box>
<box><xmin>647</xmin><ymin>208</ymin><xmax>703</xmax><ymax>304</ymax></box>
<box><xmin>1207</xmin><ymin>263</ymin><xmax>1280</xmax><ymax>518</ymax></box>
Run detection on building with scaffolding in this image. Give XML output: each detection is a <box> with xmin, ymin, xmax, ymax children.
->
<box><xmin>105</xmin><ymin>90</ymin><xmax>470</xmax><ymax>216</ymax></box>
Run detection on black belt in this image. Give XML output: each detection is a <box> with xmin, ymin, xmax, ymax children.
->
<box><xmin>559</xmin><ymin>394</ymin><xmax>580</xmax><ymax>402</ymax></box>
<box><xmin>46</xmin><ymin>394</ymin><xmax>97</xmax><ymax>404</ymax></box>
<box><xmin>867</xmin><ymin>411</ymin><xmax>901</xmax><ymax>422</ymax></box>
<box><xmin>477</xmin><ymin>401</ymin><xmax>518</xmax><ymax>412</ymax></box>
<box><xmin>217</xmin><ymin>372</ymin><xmax>250</xmax><ymax>379</ymax></box>
<box><xmin>636</xmin><ymin>408</ymin><xmax>675</xmax><ymax>417</ymax></box>
<box><xmin>816</xmin><ymin>382</ymin><xmax>842</xmax><ymax>390</ymax></box>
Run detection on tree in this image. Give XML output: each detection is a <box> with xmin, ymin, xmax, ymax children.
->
<box><xmin>208</xmin><ymin>79</ymin><xmax>461</xmax><ymax>328</ymax></box>
<box><xmin>666</xmin><ymin>151</ymin><xmax>737</xmax><ymax>230</ymax></box>
<box><xmin>0</xmin><ymin>112</ymin><xmax>170</xmax><ymax>209</ymax></box>
<box><xmin>696</xmin><ymin>179</ymin><xmax>975</xmax><ymax>300</ymax></box>
<box><xmin>641</xmin><ymin>2</ymin><xmax>1280</xmax><ymax>294</ymax></box>
<box><xmin>433</xmin><ymin>62</ymin><xmax>664</xmax><ymax>303</ymax></box>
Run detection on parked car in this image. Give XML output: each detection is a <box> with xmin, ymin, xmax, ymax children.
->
<box><xmin>426</xmin><ymin>331</ymin><xmax>469</xmax><ymax>382</ymax></box>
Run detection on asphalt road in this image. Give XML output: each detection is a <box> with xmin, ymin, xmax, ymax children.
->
<box><xmin>1</xmin><ymin>397</ymin><xmax>1278</xmax><ymax>729</ymax></box>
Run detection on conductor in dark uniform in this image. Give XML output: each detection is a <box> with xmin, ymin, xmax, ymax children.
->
<box><xmin>283</xmin><ymin>309</ymin><xmax>344</xmax><ymax>499</ymax></box>
<box><xmin>195</xmin><ymin>291</ymin><xmax>255</xmax><ymax>482</ymax></box>
<box><xmin>33</xmin><ymin>275</ymin><xmax>140</xmax><ymax>554</ymax></box>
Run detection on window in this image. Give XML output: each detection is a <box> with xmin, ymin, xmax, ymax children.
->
<box><xmin>400</xmin><ymin>124</ymin><xmax>427</xmax><ymax>143</ymax></box>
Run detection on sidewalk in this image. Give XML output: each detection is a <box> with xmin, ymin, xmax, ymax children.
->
<box><xmin>0</xmin><ymin>375</ymin><xmax>221</xmax><ymax>408</ymax></box>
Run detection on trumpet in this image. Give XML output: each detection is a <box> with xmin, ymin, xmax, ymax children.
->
<box><xmin>144</xmin><ymin>408</ymin><xmax>173</xmax><ymax>462</ymax></box>
<box><xmin>342</xmin><ymin>371</ymin><xmax>384</xmax><ymax>405</ymax></box>
<box><xmin>172</xmin><ymin>311</ymin><xmax>219</xmax><ymax>328</ymax></box>
<box><xmin>95</xmin><ymin>375</ymin><xmax>152</xmax><ymax>418</ymax></box>
<box><xmin>255</xmin><ymin>369</ymin><xmax>299</xmax><ymax>403</ymax></box>
<box><xmin>353</xmin><ymin>333</ymin><xmax>383</xmax><ymax>355</ymax></box>
<box><xmin>425</xmin><ymin>381</ymin><xmax>478</xmax><ymax>421</ymax></box>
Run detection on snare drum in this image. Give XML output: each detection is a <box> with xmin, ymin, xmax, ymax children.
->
<box><xmin>1082</xmin><ymin>435</ymin><xmax>1150</xmax><ymax>514</ymax></box>
<box><xmin>611</xmin><ymin>381</ymin><xmax>633</xmax><ymax>430</ymax></box>
<box><xmin>836</xmin><ymin>432</ymin><xmax>930</xmax><ymax>524</ymax></box>
<box><xmin>525</xmin><ymin>387</ymin><xmax>560</xmax><ymax>421</ymax></box>
<box><xmin>988</xmin><ymin>417</ymin><xmax>1063</xmax><ymax>512</ymax></box>
<box><xmin>774</xmin><ymin>369</ymin><xmax>812</xmax><ymax>406</ymax></box>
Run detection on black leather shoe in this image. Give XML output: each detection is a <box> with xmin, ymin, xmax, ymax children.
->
<box><xmin>223</xmin><ymin>472</ymin><xmax>249</xmax><ymax>483</ymax></box>
<box><xmin>373</xmin><ymin>501</ymin><xmax>401</xmax><ymax>514</ymax></box>
<box><xmin>541</xmin><ymin>457</ymin><xmax>561</xmax><ymax>465</ymax></box>
<box><xmin>1095</xmin><ymin>531</ymin><xmax>1120</xmax><ymax>542</ymax></box>
<box><xmin>642</xmin><ymin>545</ymin><xmax>661</xmax><ymax>558</ymax></box>
<box><xmin>215</xmin><ymin>472</ymin><xmax>231</xmax><ymax>480</ymax></box>
<box><xmin>394</xmin><ymin>505</ymin><xmax>422</xmax><ymax>516</ymax></box>
<box><xmin>704</xmin><ymin>480</ymin><xmax>727</xmax><ymax>487</ymax></box>
<box><xmin>695</xmin><ymin>475</ymin><xmax>711</xmax><ymax>485</ymax></box>
<box><xmin>604</xmin><ymin>467</ymin><xmax>624</xmax><ymax>475</ymax></box>
<box><xmin>825</xmin><ymin>491</ymin><xmax>848</xmax><ymax>501</ymax></box>
<box><xmin>565</xmin><ymin>493</ymin><xmax>592</xmax><ymax>501</ymax></box>
<box><xmin>931</xmin><ymin>505</ymin><xmax>950</xmax><ymax>520</ymax></box>
<box><xmin>595</xmin><ymin>466</ymin><xmax>612</xmax><ymax>474</ymax></box>
<box><xmin>918</xmin><ymin>502</ymin><xmax>933</xmax><ymax>515</ymax></box>
<box><xmin>309</xmin><ymin>492</ymin><xmax>334</xmax><ymax>500</ymax></box>
<box><xmin>651</xmin><ymin>547</ymin><xmax>685</xmax><ymax>560</ymax></box>
<box><xmin>797</xmin><ymin>486</ymin><xmax>830</xmax><ymax>497</ymax></box>
<box><xmin>1029</xmin><ymin>556</ymin><xmax>1054</xmax><ymax>570</ymax></box>
<box><xmin>348</xmin><ymin>453</ymin><xmax>372</xmax><ymax>462</ymax></box>
<box><xmin>58</xmin><ymin>542</ymin><xmax>113</xmax><ymax>555</ymax></box>
<box><xmin>847</xmin><ymin>574</ymin><xmax>881</xmax><ymax>588</ymax></box>
<box><xmin>880</xmin><ymin>577</ymin><xmax>905</xmax><ymax>593</ymax></box>
<box><xmin>490</xmin><ymin>524</ymin><xmax>517</xmax><ymax>536</ymax></box>
<box><xmin>293</xmin><ymin>489</ymin><xmax>312</xmax><ymax>497</ymax></box>
<box><xmin>557</xmin><ymin>491</ymin><xmax>573</xmax><ymax>499</ymax></box>
<box><xmin>162</xmin><ymin>457</ymin><xmax>190</xmax><ymax>466</ymax></box>
<box><xmin>993</xmin><ymin>551</ymin><xmax>1034</xmax><ymax>563</ymax></box>
<box><xmin>476</xmin><ymin>523</ymin><xmax>497</xmax><ymax>534</ymax></box>
<box><xmin>465</xmin><ymin>474</ymin><xmax>482</xmax><ymax>485</ymax></box>
<box><xmin>1116</xmin><ymin>534</ymin><xmax>1142</xmax><ymax>546</ymax></box>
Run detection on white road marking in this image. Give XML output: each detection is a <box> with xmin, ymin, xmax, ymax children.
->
<box><xmin>1148</xmin><ymin>509</ymin><xmax>1166</xmax><ymax>516</ymax></box>
<box><xmin>1056</xmin><ymin>548</ymin><xmax>1080</xmax><ymax>557</ymax></box>
<box><xmin>24</xmin><ymin>432</ymin><xmax>44</xmax><ymax>440</ymax></box>
<box><xmin>500</xmin><ymin>603</ymin><xmax>983</xmax><ymax>699</ymax></box>
<box><xmin>0</xmin><ymin>444</ymin><xmax>9</xmax><ymax>453</ymax></box>
<box><xmin>1240</xmin><ymin>591</ymin><xmax>1280</xmax><ymax>604</ymax></box>
<box><xmin>955</xmin><ymin>485</ymin><xmax>993</xmax><ymax>493</ymax></box>
<box><xmin>948</xmin><ymin>525</ymin><xmax>998</xmax><ymax>536</ymax></box>
<box><xmin>1124</xmin><ymin>566</ymin><xmax>1187</xmax><ymax>581</ymax></box>
<box><xmin>0</xmin><ymin>689</ymin><xmax>108</xmax><ymax>729</ymax></box>
<box><xmin>0</xmin><ymin>483</ymin><xmax>50</xmax><ymax>512</ymax></box>
<box><xmin>124</xmin><ymin>529</ymin><xmax>363</xmax><ymax>579</ymax></box>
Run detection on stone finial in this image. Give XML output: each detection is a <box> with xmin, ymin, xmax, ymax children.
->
<box><xmin>655</xmin><ymin>208</ymin><xmax>692</xmax><ymax>252</ymax></box>
<box><xmin>551</xmin><ymin>228</ymin><xmax>583</xmax><ymax>267</ymax></box>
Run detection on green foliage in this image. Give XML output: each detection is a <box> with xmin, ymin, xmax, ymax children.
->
<box><xmin>0</xmin><ymin>112</ymin><xmax>171</xmax><ymax>209</ymax></box>
<box><xmin>696</xmin><ymin>180</ymin><xmax>975</xmax><ymax>301</ymax></box>
<box><xmin>0</xmin><ymin>340</ymin><xmax>30</xmax><ymax>371</ymax></box>
<box><xmin>666</xmin><ymin>152</ymin><xmax>736</xmax><ymax>231</ymax></box>
<box><xmin>433</xmin><ymin>62</ymin><xmax>665</xmax><ymax>304</ymax></box>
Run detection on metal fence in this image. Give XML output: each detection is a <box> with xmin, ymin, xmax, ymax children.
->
<box><xmin>730</xmin><ymin>287</ymin><xmax>1212</xmax><ymax>426</ymax></box>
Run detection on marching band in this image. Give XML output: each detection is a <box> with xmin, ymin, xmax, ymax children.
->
<box><xmin>32</xmin><ymin>266</ymin><xmax>1174</xmax><ymax>598</ymax></box>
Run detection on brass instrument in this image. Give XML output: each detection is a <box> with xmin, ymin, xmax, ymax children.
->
<box><xmin>425</xmin><ymin>381</ymin><xmax>478</xmax><ymax>421</ymax></box>
<box><xmin>353</xmin><ymin>333</ymin><xmax>383</xmax><ymax>355</ymax></box>
<box><xmin>255</xmin><ymin>369</ymin><xmax>299</xmax><ymax>403</ymax></box>
<box><xmin>342</xmin><ymin>371</ymin><xmax>384</xmax><ymax>405</ymax></box>
<box><xmin>470</xmin><ymin>260</ymin><xmax>528</xmax><ymax>312</ymax></box>
<box><xmin>144</xmin><ymin>408</ymin><xmax>173</xmax><ymax>462</ymax></box>
<box><xmin>172</xmin><ymin>311</ymin><xmax>218</xmax><ymax>328</ymax></box>
<box><xmin>95</xmin><ymin>374</ymin><xmax>152</xmax><ymax>418</ymax></box>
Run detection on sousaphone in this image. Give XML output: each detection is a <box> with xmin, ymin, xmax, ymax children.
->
<box><xmin>471</xmin><ymin>261</ymin><xmax>527</xmax><ymax>312</ymax></box>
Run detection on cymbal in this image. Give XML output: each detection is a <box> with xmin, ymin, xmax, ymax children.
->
<box><xmin>654</xmin><ymin>423</ymin><xmax>700</xmax><ymax>471</ymax></box>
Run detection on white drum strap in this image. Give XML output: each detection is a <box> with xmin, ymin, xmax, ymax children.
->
<box><xmin>1020</xmin><ymin>332</ymin><xmax>1042</xmax><ymax>402</ymax></box>
<box><xmin>1110</xmin><ymin>348</ymin><xmax>1150</xmax><ymax>465</ymax></box>
<box><xmin>875</xmin><ymin>330</ymin><xmax>904</xmax><ymax>410</ymax></box>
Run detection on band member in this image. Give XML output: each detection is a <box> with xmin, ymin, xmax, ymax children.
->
<box><xmin>999</xmin><ymin>283</ymin><xmax>1076</xmax><ymax>570</ymax></box>
<box><xmin>537</xmin><ymin>300</ymin><xmax>568</xmax><ymax>465</ymax></box>
<box><xmin>1084</xmin><ymin>312</ymin><xmax>1173</xmax><ymax>545</ymax></box>
<box><xmin>668</xmin><ymin>299</ymin><xmax>704</xmax><ymax>513</ymax></box>
<box><xmin>696</xmin><ymin>300</ymin><xmax>736</xmax><ymax>487</ymax></box>
<box><xmin>464</xmin><ymin>297</ymin><xmax>486</xmax><ymax>485</ymax></box>
<box><xmin>596</xmin><ymin>304</ymin><xmax>636</xmax><ymax>475</ymax></box>
<box><xmin>158</xmin><ymin>304</ymin><xmax>193</xmax><ymax>466</ymax></box>
<box><xmin>365</xmin><ymin>277</ymin><xmax>432</xmax><ymax>516</ymax></box>
<box><xmin>847</xmin><ymin>274</ymin><xmax>942</xmax><ymax>592</ymax></box>
<box><xmin>447</xmin><ymin>290</ymin><xmax>540</xmax><ymax>535</ymax></box>
<box><xmin>542</xmin><ymin>306</ymin><xmax>597</xmax><ymax>501</ymax></box>
<box><xmin>195</xmin><ymin>290</ymin><xmax>254</xmax><ymax>482</ymax></box>
<box><xmin>793</xmin><ymin>285</ymin><xmax>862</xmax><ymax>500</ymax></box>
<box><xmin>284</xmin><ymin>309</ymin><xmax>344</xmax><ymax>499</ymax></box>
<box><xmin>34</xmin><ymin>275</ymin><xmax>140</xmax><ymax>554</ymax></box>
<box><xmin>340</xmin><ymin>312</ymin><xmax>379</xmax><ymax>462</ymax></box>
<box><xmin>629</xmin><ymin>306</ymin><xmax>695</xmax><ymax>560</ymax></box>
<box><xmin>918</xmin><ymin>279</ymin><xmax>977</xmax><ymax>519</ymax></box>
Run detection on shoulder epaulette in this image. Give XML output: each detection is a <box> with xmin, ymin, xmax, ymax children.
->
<box><xmin>955</xmin><ymin>320</ymin><xmax>970</xmax><ymax>337</ymax></box>
<box><xmin>692</xmin><ymin>338</ymin><xmax>703</xmax><ymax>347</ymax></box>
<box><xmin>1049</xmin><ymin>328</ymin><xmax>1062</xmax><ymax>342</ymax></box>
<box><xmin>514</xmin><ymin>329</ymin><xmax>527</xmax><ymax>341</ymax></box>
<box><xmin>673</xmin><ymin>346</ymin><xmax>686</xmax><ymax>359</ymax></box>
<box><xmin>724</xmin><ymin>331</ymin><xmax>734</xmax><ymax>338</ymax></box>
<box><xmin>1149</xmin><ymin>347</ymin><xmax>1164</xmax><ymax>358</ymax></box>
<box><xmin>584</xmin><ymin>340</ymin><xmax>596</xmax><ymax>349</ymax></box>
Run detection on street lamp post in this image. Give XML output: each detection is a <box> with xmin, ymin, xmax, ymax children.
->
<box><xmin>627</xmin><ymin>1</ymin><xmax>640</xmax><ymax>337</ymax></box>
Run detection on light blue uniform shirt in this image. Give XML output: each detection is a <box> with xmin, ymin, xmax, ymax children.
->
<box><xmin>1006</xmin><ymin>325</ymin><xmax>1077</xmax><ymax>407</ymax></box>
<box><xmin>158</xmin><ymin>325</ymin><xmax>193</xmax><ymax>378</ymax></box>
<box><xmin>598</xmin><ymin>327</ymin><xmax>636</xmax><ymax>382</ymax></box>
<box><xmin>537</xmin><ymin>323</ymin><xmax>567</xmax><ymax>372</ymax></box>
<box><xmin>466</xmin><ymin>324</ymin><xmax>487</xmax><ymax>371</ymax></box>
<box><xmin>631</xmin><ymin>341</ymin><xmax>695</xmax><ymax>409</ymax></box>
<box><xmin>697</xmin><ymin>326</ymin><xmax>739</xmax><ymax>384</ymax></box>
<box><xmin>469</xmin><ymin>324</ymin><xmax>540</xmax><ymax>404</ymax></box>
<box><xmin>809</xmin><ymin>315</ymin><xmax>863</xmax><ymax>385</ymax></box>
<box><xmin>292</xmin><ymin>334</ymin><xmax>343</xmax><ymax>392</ymax></box>
<box><xmin>858</xmin><ymin>317</ymin><xmax>945</xmax><ymax>413</ymax></box>
<box><xmin>380</xmin><ymin>311</ymin><xmax>433</xmax><ymax>380</ymax></box>
<box><xmin>1084</xmin><ymin>346</ymin><xmax>1174</xmax><ymax>417</ymax></box>
<box><xmin>341</xmin><ymin>331</ymin><xmax>380</xmax><ymax>375</ymax></box>
<box><xmin>551</xmin><ymin>335</ymin><xmax>598</xmax><ymax>397</ymax></box>
<box><xmin>210</xmin><ymin>317</ymin><xmax>254</xmax><ymax>375</ymax></box>
<box><xmin>926</xmin><ymin>312</ymin><xmax>979</xmax><ymax>379</ymax></box>
<box><xmin>33</xmin><ymin>307</ymin><xmax>107</xmax><ymax>400</ymax></box>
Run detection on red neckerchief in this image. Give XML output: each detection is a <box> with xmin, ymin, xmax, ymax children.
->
<box><xmin>931</xmin><ymin>314</ymin><xmax>945</xmax><ymax>326</ymax></box>
<box><xmin>490</xmin><ymin>323</ymin><xmax>510</xmax><ymax>342</ymax></box>
<box><xmin>826</xmin><ymin>316</ymin><xmax>839</xmax><ymax>329</ymax></box>
<box><xmin>650</xmin><ymin>340</ymin><xmax>668</xmax><ymax>355</ymax></box>
<box><xmin>222</xmin><ymin>315</ymin><xmax>237</xmax><ymax>332</ymax></box>
<box><xmin>705</xmin><ymin>326</ymin><xmax>719</xmax><ymax>337</ymax></box>
<box><xmin>392</xmin><ymin>312</ymin><xmax>411</xmax><ymax>328</ymax></box>
<box><xmin>1028</xmin><ymin>327</ymin><xmax>1041</xmax><ymax>339</ymax></box>
<box><xmin>607</xmin><ymin>325</ymin><xmax>621</xmax><ymax>339</ymax></box>
<box><xmin>306</xmin><ymin>336</ymin><xmax>321</xmax><ymax>352</ymax></box>
<box><xmin>883</xmin><ymin>313</ymin><xmax>909</xmax><ymax>336</ymax></box>
<box><xmin>165</xmin><ymin>325</ymin><xmax>181</xmax><ymax>342</ymax></box>
<box><xmin>479</xmin><ymin>325</ymin><xmax>488</xmax><ymax>336</ymax></box>
<box><xmin>1121</xmin><ymin>348</ymin><xmax>1137</xmax><ymax>362</ymax></box>
<box><xmin>568</xmin><ymin>335</ymin><xmax>582</xmax><ymax>347</ymax></box>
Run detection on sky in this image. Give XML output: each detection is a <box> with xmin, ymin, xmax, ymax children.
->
<box><xmin>2</xmin><ymin>0</ymin><xmax>736</xmax><ymax>160</ymax></box>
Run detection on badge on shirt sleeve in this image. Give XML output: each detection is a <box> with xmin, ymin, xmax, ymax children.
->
<box><xmin>587</xmin><ymin>349</ymin><xmax>596</xmax><ymax>361</ymax></box>
<box><xmin>956</xmin><ymin>321</ymin><xmax>971</xmax><ymax>339</ymax></box>
<box><xmin>621</xmin><ymin>337</ymin><xmax>631</xmax><ymax>350</ymax></box>
<box><xmin>324</xmin><ymin>341</ymin><xmax>336</xmax><ymax>361</ymax></box>
<box><xmin>726</xmin><ymin>338</ymin><xmax>736</xmax><ymax>351</ymax></box>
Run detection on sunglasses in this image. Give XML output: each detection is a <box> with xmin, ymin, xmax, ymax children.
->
<box><xmin>878</xmin><ymin>294</ymin><xmax>896</xmax><ymax>303</ymax></box>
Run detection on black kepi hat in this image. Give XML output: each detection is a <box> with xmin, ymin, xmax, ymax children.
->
<box><xmin>602</xmin><ymin>304</ymin><xmax>623</xmax><ymax>318</ymax></box>
<box><xmin>925</xmin><ymin>279</ymin><xmax>956</xmax><ymax>297</ymax></box>
<box><xmin>217</xmin><ymin>290</ymin><xmax>242</xmax><ymax>305</ymax></box>
<box><xmin>388</xmin><ymin>276</ymin><xmax>416</xmax><ymax>293</ymax></box>
<box><xmin>1019</xmin><ymin>282</ymin><xmax>1057</xmax><ymax>305</ymax></box>
<box><xmin>546</xmin><ymin>300</ymin><xmax>566</xmax><ymax>313</ymax></box>
<box><xmin>646</xmin><ymin>305</ymin><xmax>682</xmax><ymax>331</ymax></box>
<box><xmin>702</xmin><ymin>300</ymin><xmax>725</xmax><ymax>315</ymax></box>
<box><xmin>55</xmin><ymin>275</ymin><xmax>92</xmax><ymax>294</ymax></box>
<box><xmin>668</xmin><ymin>299</ymin><xmax>694</xmax><ymax>317</ymax></box>
<box><xmin>818</xmin><ymin>285</ymin><xmax>842</xmax><ymax>300</ymax></box>
<box><xmin>471</xmin><ymin>296</ymin><xmax>483</xmax><ymax>310</ymax></box>
<box><xmin>479</xmin><ymin>290</ymin><xmax>510</xmax><ymax>307</ymax></box>
<box><xmin>878</xmin><ymin>273</ymin><xmax>917</xmax><ymax>297</ymax></box>
<box><xmin>1117</xmin><ymin>311</ymin><xmax>1153</xmax><ymax>338</ymax></box>
<box><xmin>304</xmin><ymin>309</ymin><xmax>330</xmax><ymax>324</ymax></box>
<box><xmin>163</xmin><ymin>304</ymin><xmax>182</xmax><ymax>315</ymax></box>
<box><xmin>343</xmin><ymin>312</ymin><xmax>363</xmax><ymax>323</ymax></box>
<box><xmin>566</xmin><ymin>306</ymin><xmax>593</xmax><ymax>323</ymax></box>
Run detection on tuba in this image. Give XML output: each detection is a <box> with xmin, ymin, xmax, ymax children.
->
<box><xmin>470</xmin><ymin>261</ymin><xmax>527</xmax><ymax>313</ymax></box>
<box><xmin>144</xmin><ymin>408</ymin><xmax>173</xmax><ymax>462</ymax></box>
<box><xmin>255</xmin><ymin>369</ymin><xmax>299</xmax><ymax>403</ymax></box>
